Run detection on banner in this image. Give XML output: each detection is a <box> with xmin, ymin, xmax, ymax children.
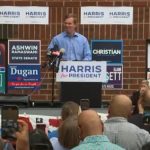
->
<box><xmin>8</xmin><ymin>65</ymin><xmax>41</xmax><ymax>90</ymax></box>
<box><xmin>0</xmin><ymin>6</ymin><xmax>49</xmax><ymax>24</ymax></box>
<box><xmin>8</xmin><ymin>40</ymin><xmax>41</xmax><ymax>90</ymax></box>
<box><xmin>8</xmin><ymin>40</ymin><xmax>41</xmax><ymax>64</ymax></box>
<box><xmin>102</xmin><ymin>65</ymin><xmax>123</xmax><ymax>89</ymax></box>
<box><xmin>0</xmin><ymin>68</ymin><xmax>5</xmax><ymax>93</ymax></box>
<box><xmin>56</xmin><ymin>61</ymin><xmax>107</xmax><ymax>82</ymax></box>
<box><xmin>81</xmin><ymin>7</ymin><xmax>133</xmax><ymax>24</ymax></box>
<box><xmin>92</xmin><ymin>40</ymin><xmax>123</xmax><ymax>64</ymax></box>
<box><xmin>0</xmin><ymin>40</ymin><xmax>7</xmax><ymax>94</ymax></box>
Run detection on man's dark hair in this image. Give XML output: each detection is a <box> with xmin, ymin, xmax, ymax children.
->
<box><xmin>29</xmin><ymin>129</ymin><xmax>53</xmax><ymax>150</ymax></box>
<box><xmin>64</xmin><ymin>13</ymin><xmax>78</xmax><ymax>24</ymax></box>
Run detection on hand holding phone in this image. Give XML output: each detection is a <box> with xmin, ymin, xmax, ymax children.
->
<box><xmin>80</xmin><ymin>99</ymin><xmax>90</xmax><ymax>111</ymax></box>
<box><xmin>1</xmin><ymin>105</ymin><xmax>19</xmax><ymax>141</ymax></box>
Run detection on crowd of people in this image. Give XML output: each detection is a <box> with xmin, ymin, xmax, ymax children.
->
<box><xmin>1</xmin><ymin>13</ymin><xmax>150</xmax><ymax>150</ymax></box>
<box><xmin>1</xmin><ymin>79</ymin><xmax>150</xmax><ymax>150</ymax></box>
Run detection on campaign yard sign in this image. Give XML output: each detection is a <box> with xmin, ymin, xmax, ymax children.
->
<box><xmin>91</xmin><ymin>40</ymin><xmax>123</xmax><ymax>89</ymax></box>
<box><xmin>102</xmin><ymin>65</ymin><xmax>123</xmax><ymax>89</ymax></box>
<box><xmin>8</xmin><ymin>40</ymin><xmax>41</xmax><ymax>64</ymax></box>
<box><xmin>91</xmin><ymin>40</ymin><xmax>123</xmax><ymax>64</ymax></box>
<box><xmin>8</xmin><ymin>65</ymin><xmax>41</xmax><ymax>90</ymax></box>
<box><xmin>0</xmin><ymin>40</ymin><xmax>7</xmax><ymax>94</ymax></box>
<box><xmin>56</xmin><ymin>61</ymin><xmax>107</xmax><ymax>82</ymax></box>
<box><xmin>0</xmin><ymin>6</ymin><xmax>49</xmax><ymax>25</ymax></box>
<box><xmin>81</xmin><ymin>7</ymin><xmax>133</xmax><ymax>25</ymax></box>
<box><xmin>8</xmin><ymin>40</ymin><xmax>41</xmax><ymax>90</ymax></box>
<box><xmin>0</xmin><ymin>68</ymin><xmax>5</xmax><ymax>93</ymax></box>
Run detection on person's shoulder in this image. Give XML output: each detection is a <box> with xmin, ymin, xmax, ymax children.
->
<box><xmin>75</xmin><ymin>32</ymin><xmax>87</xmax><ymax>39</ymax></box>
<box><xmin>48</xmin><ymin>129</ymin><xmax>58</xmax><ymax>139</ymax></box>
<box><xmin>126</xmin><ymin>121</ymin><xmax>150</xmax><ymax>135</ymax></box>
<box><xmin>109</xmin><ymin>143</ymin><xmax>125</xmax><ymax>150</ymax></box>
<box><xmin>53</xmin><ymin>32</ymin><xmax>65</xmax><ymax>39</ymax></box>
<box><xmin>71</xmin><ymin>145</ymin><xmax>83</xmax><ymax>150</ymax></box>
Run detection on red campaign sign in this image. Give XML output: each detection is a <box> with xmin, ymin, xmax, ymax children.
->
<box><xmin>0</xmin><ymin>43</ymin><xmax>6</xmax><ymax>67</ymax></box>
<box><xmin>8</xmin><ymin>82</ymin><xmax>41</xmax><ymax>86</ymax></box>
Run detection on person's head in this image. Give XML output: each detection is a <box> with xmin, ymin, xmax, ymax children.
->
<box><xmin>61</xmin><ymin>101</ymin><xmax>80</xmax><ymax>121</ymax></box>
<box><xmin>29</xmin><ymin>129</ymin><xmax>53</xmax><ymax>150</ymax></box>
<box><xmin>108</xmin><ymin>94</ymin><xmax>132</xmax><ymax>119</ymax></box>
<box><xmin>58</xmin><ymin>115</ymin><xmax>80</xmax><ymax>149</ymax></box>
<box><xmin>64</xmin><ymin>13</ymin><xmax>77</xmax><ymax>36</ymax></box>
<box><xmin>140</xmin><ymin>80</ymin><xmax>149</xmax><ymax>88</ymax></box>
<box><xmin>139</xmin><ymin>80</ymin><xmax>149</xmax><ymax>95</ymax></box>
<box><xmin>78</xmin><ymin>109</ymin><xmax>103</xmax><ymax>141</ymax></box>
<box><xmin>143</xmin><ymin>89</ymin><xmax>150</xmax><ymax>107</ymax></box>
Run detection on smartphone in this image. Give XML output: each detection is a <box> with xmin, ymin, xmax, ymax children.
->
<box><xmin>80</xmin><ymin>99</ymin><xmax>90</xmax><ymax>111</ymax></box>
<box><xmin>36</xmin><ymin>124</ymin><xmax>46</xmax><ymax>133</ymax></box>
<box><xmin>143</xmin><ymin>106</ymin><xmax>150</xmax><ymax>124</ymax></box>
<box><xmin>1</xmin><ymin>105</ymin><xmax>19</xmax><ymax>140</ymax></box>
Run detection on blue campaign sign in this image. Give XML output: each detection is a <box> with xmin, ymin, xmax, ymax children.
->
<box><xmin>8</xmin><ymin>65</ymin><xmax>41</xmax><ymax>90</ymax></box>
<box><xmin>102</xmin><ymin>64</ymin><xmax>123</xmax><ymax>89</ymax></box>
<box><xmin>91</xmin><ymin>40</ymin><xmax>123</xmax><ymax>64</ymax></box>
<box><xmin>8</xmin><ymin>40</ymin><xmax>41</xmax><ymax>64</ymax></box>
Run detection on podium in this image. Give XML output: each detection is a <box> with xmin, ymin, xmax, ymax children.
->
<box><xmin>56</xmin><ymin>61</ymin><xmax>107</xmax><ymax>108</ymax></box>
<box><xmin>61</xmin><ymin>82</ymin><xmax>102</xmax><ymax>107</ymax></box>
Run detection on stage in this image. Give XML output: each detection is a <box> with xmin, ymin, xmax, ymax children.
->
<box><xmin>18</xmin><ymin>107</ymin><xmax>107</xmax><ymax>116</ymax></box>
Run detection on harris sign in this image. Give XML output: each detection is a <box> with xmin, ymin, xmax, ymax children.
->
<box><xmin>56</xmin><ymin>61</ymin><xmax>107</xmax><ymax>82</ymax></box>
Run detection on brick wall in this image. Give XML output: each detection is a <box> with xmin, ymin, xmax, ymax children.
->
<box><xmin>0</xmin><ymin>0</ymin><xmax>150</xmax><ymax>103</ymax></box>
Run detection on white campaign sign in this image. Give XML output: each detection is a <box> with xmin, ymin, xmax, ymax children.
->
<box><xmin>56</xmin><ymin>61</ymin><xmax>107</xmax><ymax>82</ymax></box>
<box><xmin>81</xmin><ymin>7</ymin><xmax>133</xmax><ymax>24</ymax></box>
<box><xmin>0</xmin><ymin>6</ymin><xmax>49</xmax><ymax>24</ymax></box>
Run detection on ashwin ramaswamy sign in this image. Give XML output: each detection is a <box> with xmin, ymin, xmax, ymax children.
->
<box><xmin>92</xmin><ymin>40</ymin><xmax>123</xmax><ymax>64</ymax></box>
<box><xmin>8</xmin><ymin>40</ymin><xmax>41</xmax><ymax>90</ymax></box>
<box><xmin>8</xmin><ymin>40</ymin><xmax>41</xmax><ymax>64</ymax></box>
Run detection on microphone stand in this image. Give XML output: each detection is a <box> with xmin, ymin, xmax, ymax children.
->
<box><xmin>44</xmin><ymin>56</ymin><xmax>58</xmax><ymax>106</ymax></box>
<box><xmin>51</xmin><ymin>62</ymin><xmax>55</xmax><ymax>106</ymax></box>
<box><xmin>43</xmin><ymin>51</ymin><xmax>62</xmax><ymax>107</ymax></box>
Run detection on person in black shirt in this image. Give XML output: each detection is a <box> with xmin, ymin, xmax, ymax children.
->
<box><xmin>131</xmin><ymin>80</ymin><xmax>149</xmax><ymax>114</ymax></box>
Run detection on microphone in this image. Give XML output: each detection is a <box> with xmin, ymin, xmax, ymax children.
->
<box><xmin>47</xmin><ymin>45</ymin><xmax>60</xmax><ymax>57</ymax></box>
<box><xmin>55</xmin><ymin>48</ymin><xmax>65</xmax><ymax>72</ymax></box>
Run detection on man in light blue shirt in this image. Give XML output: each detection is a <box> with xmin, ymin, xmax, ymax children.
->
<box><xmin>48</xmin><ymin>13</ymin><xmax>92</xmax><ymax>61</ymax></box>
<box><xmin>72</xmin><ymin>110</ymin><xmax>125</xmax><ymax>150</ymax></box>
